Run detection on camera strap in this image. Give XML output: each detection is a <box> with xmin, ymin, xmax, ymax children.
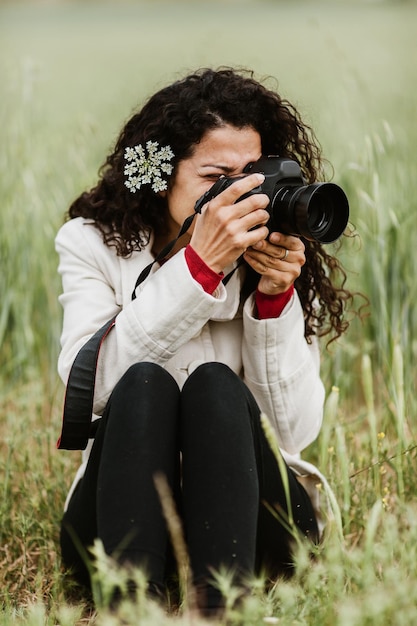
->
<box><xmin>56</xmin><ymin>212</ymin><xmax>196</xmax><ymax>450</ymax></box>
<box><xmin>131</xmin><ymin>211</ymin><xmax>197</xmax><ymax>299</ymax></box>
<box><xmin>56</xmin><ymin>315</ymin><xmax>117</xmax><ymax>449</ymax></box>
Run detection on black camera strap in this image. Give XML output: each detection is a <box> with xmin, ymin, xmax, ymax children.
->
<box><xmin>131</xmin><ymin>212</ymin><xmax>196</xmax><ymax>299</ymax></box>
<box><xmin>56</xmin><ymin>316</ymin><xmax>117</xmax><ymax>449</ymax></box>
<box><xmin>56</xmin><ymin>212</ymin><xmax>196</xmax><ymax>450</ymax></box>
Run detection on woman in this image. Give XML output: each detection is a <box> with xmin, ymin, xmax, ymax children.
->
<box><xmin>56</xmin><ymin>67</ymin><xmax>352</xmax><ymax>616</ymax></box>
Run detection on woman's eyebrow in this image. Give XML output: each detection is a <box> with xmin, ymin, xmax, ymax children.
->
<box><xmin>200</xmin><ymin>164</ymin><xmax>238</xmax><ymax>173</ymax></box>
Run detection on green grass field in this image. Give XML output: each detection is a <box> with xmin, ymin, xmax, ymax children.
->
<box><xmin>1</xmin><ymin>1</ymin><xmax>417</xmax><ymax>623</ymax></box>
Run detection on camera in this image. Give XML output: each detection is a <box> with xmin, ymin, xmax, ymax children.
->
<box><xmin>194</xmin><ymin>156</ymin><xmax>349</xmax><ymax>243</ymax></box>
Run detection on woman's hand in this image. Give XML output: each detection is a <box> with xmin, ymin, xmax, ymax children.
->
<box><xmin>243</xmin><ymin>231</ymin><xmax>305</xmax><ymax>295</ymax></box>
<box><xmin>190</xmin><ymin>173</ymin><xmax>270</xmax><ymax>273</ymax></box>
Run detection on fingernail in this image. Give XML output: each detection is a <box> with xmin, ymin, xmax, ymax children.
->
<box><xmin>255</xmin><ymin>173</ymin><xmax>265</xmax><ymax>183</ymax></box>
<box><xmin>253</xmin><ymin>241</ymin><xmax>263</xmax><ymax>249</ymax></box>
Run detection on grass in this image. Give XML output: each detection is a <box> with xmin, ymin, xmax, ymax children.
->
<box><xmin>1</xmin><ymin>1</ymin><xmax>416</xmax><ymax>623</ymax></box>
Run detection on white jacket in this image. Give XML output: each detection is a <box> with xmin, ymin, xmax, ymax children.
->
<box><xmin>56</xmin><ymin>217</ymin><xmax>331</xmax><ymax>530</ymax></box>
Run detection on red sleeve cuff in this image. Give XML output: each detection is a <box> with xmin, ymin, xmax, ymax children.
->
<box><xmin>185</xmin><ymin>245</ymin><xmax>223</xmax><ymax>294</ymax></box>
<box><xmin>255</xmin><ymin>284</ymin><xmax>294</xmax><ymax>319</ymax></box>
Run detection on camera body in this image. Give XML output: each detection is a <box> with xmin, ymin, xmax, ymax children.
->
<box><xmin>194</xmin><ymin>156</ymin><xmax>349</xmax><ymax>243</ymax></box>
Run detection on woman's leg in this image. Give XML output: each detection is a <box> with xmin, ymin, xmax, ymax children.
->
<box><xmin>179</xmin><ymin>362</ymin><xmax>318</xmax><ymax>611</ymax></box>
<box><xmin>180</xmin><ymin>363</ymin><xmax>260</xmax><ymax>612</ymax></box>
<box><xmin>60</xmin><ymin>362</ymin><xmax>181</xmax><ymax>593</ymax></box>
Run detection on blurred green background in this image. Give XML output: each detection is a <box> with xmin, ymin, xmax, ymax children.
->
<box><xmin>2</xmin><ymin>0</ymin><xmax>414</xmax><ymax>153</ymax></box>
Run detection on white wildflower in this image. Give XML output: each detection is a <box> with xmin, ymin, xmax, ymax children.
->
<box><xmin>124</xmin><ymin>141</ymin><xmax>174</xmax><ymax>193</ymax></box>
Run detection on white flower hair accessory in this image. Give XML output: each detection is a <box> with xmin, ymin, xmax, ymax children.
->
<box><xmin>124</xmin><ymin>140</ymin><xmax>175</xmax><ymax>193</ymax></box>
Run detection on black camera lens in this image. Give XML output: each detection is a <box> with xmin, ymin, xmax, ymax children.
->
<box><xmin>272</xmin><ymin>182</ymin><xmax>349</xmax><ymax>243</ymax></box>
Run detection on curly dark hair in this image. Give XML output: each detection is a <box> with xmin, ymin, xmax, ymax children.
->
<box><xmin>68</xmin><ymin>67</ymin><xmax>353</xmax><ymax>342</ymax></box>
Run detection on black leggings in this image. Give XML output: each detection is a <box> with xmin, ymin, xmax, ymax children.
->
<box><xmin>60</xmin><ymin>362</ymin><xmax>318</xmax><ymax>608</ymax></box>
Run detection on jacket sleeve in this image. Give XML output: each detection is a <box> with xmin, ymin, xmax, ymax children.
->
<box><xmin>242</xmin><ymin>291</ymin><xmax>325</xmax><ymax>455</ymax></box>
<box><xmin>55</xmin><ymin>219</ymin><xmax>227</xmax><ymax>415</ymax></box>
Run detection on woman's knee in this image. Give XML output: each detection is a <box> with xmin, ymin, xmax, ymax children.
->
<box><xmin>113</xmin><ymin>362</ymin><xmax>178</xmax><ymax>398</ymax></box>
<box><xmin>181</xmin><ymin>362</ymin><xmax>254</xmax><ymax>430</ymax></box>
<box><xmin>105</xmin><ymin>362</ymin><xmax>180</xmax><ymax>430</ymax></box>
<box><xmin>183</xmin><ymin>361</ymin><xmax>240</xmax><ymax>395</ymax></box>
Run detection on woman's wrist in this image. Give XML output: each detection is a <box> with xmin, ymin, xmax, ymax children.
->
<box><xmin>185</xmin><ymin>245</ymin><xmax>224</xmax><ymax>294</ymax></box>
<box><xmin>255</xmin><ymin>284</ymin><xmax>294</xmax><ymax>319</ymax></box>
